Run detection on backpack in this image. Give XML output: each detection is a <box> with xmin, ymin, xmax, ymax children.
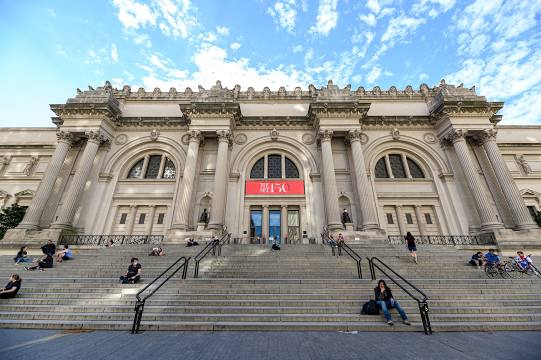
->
<box><xmin>361</xmin><ymin>300</ymin><xmax>380</xmax><ymax>315</ymax></box>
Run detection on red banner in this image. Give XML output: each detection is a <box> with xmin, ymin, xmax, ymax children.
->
<box><xmin>245</xmin><ymin>180</ymin><xmax>305</xmax><ymax>195</ymax></box>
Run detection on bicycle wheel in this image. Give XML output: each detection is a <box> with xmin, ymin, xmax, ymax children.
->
<box><xmin>498</xmin><ymin>264</ymin><xmax>510</xmax><ymax>278</ymax></box>
<box><xmin>504</xmin><ymin>261</ymin><xmax>523</xmax><ymax>279</ymax></box>
<box><xmin>485</xmin><ymin>265</ymin><xmax>498</xmax><ymax>278</ymax></box>
<box><xmin>529</xmin><ymin>264</ymin><xmax>541</xmax><ymax>279</ymax></box>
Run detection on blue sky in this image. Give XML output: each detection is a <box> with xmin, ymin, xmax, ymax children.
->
<box><xmin>1</xmin><ymin>0</ymin><xmax>540</xmax><ymax>127</ymax></box>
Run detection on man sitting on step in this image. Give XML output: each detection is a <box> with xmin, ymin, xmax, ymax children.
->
<box><xmin>0</xmin><ymin>274</ymin><xmax>22</xmax><ymax>299</ymax></box>
<box><xmin>41</xmin><ymin>240</ymin><xmax>56</xmax><ymax>257</ymax></box>
<box><xmin>120</xmin><ymin>258</ymin><xmax>142</xmax><ymax>284</ymax></box>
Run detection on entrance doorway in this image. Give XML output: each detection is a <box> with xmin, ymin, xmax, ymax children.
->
<box><xmin>269</xmin><ymin>210</ymin><xmax>281</xmax><ymax>244</ymax></box>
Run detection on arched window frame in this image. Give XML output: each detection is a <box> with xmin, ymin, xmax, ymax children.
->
<box><xmin>248</xmin><ymin>152</ymin><xmax>301</xmax><ymax>180</ymax></box>
<box><xmin>126</xmin><ymin>152</ymin><xmax>177</xmax><ymax>180</ymax></box>
<box><xmin>374</xmin><ymin>152</ymin><xmax>428</xmax><ymax>180</ymax></box>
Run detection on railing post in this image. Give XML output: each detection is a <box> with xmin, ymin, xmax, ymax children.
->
<box><xmin>194</xmin><ymin>260</ymin><xmax>199</xmax><ymax>278</ymax></box>
<box><xmin>131</xmin><ymin>301</ymin><xmax>145</xmax><ymax>334</ymax></box>
<box><xmin>369</xmin><ymin>259</ymin><xmax>375</xmax><ymax>280</ymax></box>
<box><xmin>182</xmin><ymin>259</ymin><xmax>189</xmax><ymax>279</ymax></box>
<box><xmin>357</xmin><ymin>260</ymin><xmax>362</xmax><ymax>279</ymax></box>
<box><xmin>418</xmin><ymin>301</ymin><xmax>432</xmax><ymax>335</ymax></box>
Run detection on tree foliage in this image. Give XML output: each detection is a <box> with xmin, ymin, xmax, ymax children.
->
<box><xmin>0</xmin><ymin>203</ymin><xmax>26</xmax><ymax>239</ymax></box>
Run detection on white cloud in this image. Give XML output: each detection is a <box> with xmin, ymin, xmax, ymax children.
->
<box><xmin>366</xmin><ymin>65</ymin><xmax>382</xmax><ymax>84</ymax></box>
<box><xmin>412</xmin><ymin>0</ymin><xmax>456</xmax><ymax>18</ymax></box>
<box><xmin>112</xmin><ymin>0</ymin><xmax>156</xmax><ymax>29</ymax></box>
<box><xmin>47</xmin><ymin>8</ymin><xmax>56</xmax><ymax>18</ymax></box>
<box><xmin>419</xmin><ymin>73</ymin><xmax>429</xmax><ymax>81</ymax></box>
<box><xmin>267</xmin><ymin>0</ymin><xmax>298</xmax><ymax>32</ymax></box>
<box><xmin>366</xmin><ymin>0</ymin><xmax>380</xmax><ymax>14</ymax></box>
<box><xmin>292</xmin><ymin>45</ymin><xmax>304</xmax><ymax>53</ymax></box>
<box><xmin>230</xmin><ymin>42</ymin><xmax>241</xmax><ymax>50</ymax></box>
<box><xmin>56</xmin><ymin>44</ymin><xmax>67</xmax><ymax>57</ymax></box>
<box><xmin>359</xmin><ymin>13</ymin><xmax>376</xmax><ymax>27</ymax></box>
<box><xmin>216</xmin><ymin>26</ymin><xmax>230</xmax><ymax>36</ymax></box>
<box><xmin>309</xmin><ymin>0</ymin><xmax>339</xmax><ymax>36</ymax></box>
<box><xmin>381</xmin><ymin>15</ymin><xmax>425</xmax><ymax>44</ymax></box>
<box><xmin>111</xmin><ymin>44</ymin><xmax>119</xmax><ymax>63</ymax></box>
<box><xmin>501</xmin><ymin>91</ymin><xmax>541</xmax><ymax>124</ymax></box>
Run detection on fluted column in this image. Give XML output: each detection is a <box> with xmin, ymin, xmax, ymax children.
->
<box><xmin>414</xmin><ymin>205</ymin><xmax>426</xmax><ymax>236</ymax></box>
<box><xmin>146</xmin><ymin>205</ymin><xmax>157</xmax><ymax>235</ymax></box>
<box><xmin>18</xmin><ymin>131</ymin><xmax>73</xmax><ymax>230</ymax></box>
<box><xmin>262</xmin><ymin>205</ymin><xmax>269</xmax><ymax>242</ymax></box>
<box><xmin>444</xmin><ymin>129</ymin><xmax>502</xmax><ymax>231</ymax></box>
<box><xmin>208</xmin><ymin>130</ymin><xmax>231</xmax><ymax>230</ymax></box>
<box><xmin>347</xmin><ymin>130</ymin><xmax>379</xmax><ymax>230</ymax></box>
<box><xmin>172</xmin><ymin>130</ymin><xmax>202</xmax><ymax>230</ymax></box>
<box><xmin>281</xmin><ymin>205</ymin><xmax>288</xmax><ymax>243</ymax></box>
<box><xmin>481</xmin><ymin>129</ymin><xmax>537</xmax><ymax>230</ymax></box>
<box><xmin>318</xmin><ymin>130</ymin><xmax>342</xmax><ymax>230</ymax></box>
<box><xmin>395</xmin><ymin>205</ymin><xmax>406</xmax><ymax>235</ymax></box>
<box><xmin>52</xmin><ymin>130</ymin><xmax>105</xmax><ymax>230</ymax></box>
<box><xmin>126</xmin><ymin>205</ymin><xmax>137</xmax><ymax>235</ymax></box>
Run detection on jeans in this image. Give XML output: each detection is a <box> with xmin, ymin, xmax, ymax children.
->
<box><xmin>15</xmin><ymin>257</ymin><xmax>32</xmax><ymax>264</ymax></box>
<box><xmin>376</xmin><ymin>300</ymin><xmax>408</xmax><ymax>321</ymax></box>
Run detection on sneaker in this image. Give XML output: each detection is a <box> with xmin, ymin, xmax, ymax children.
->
<box><xmin>403</xmin><ymin>320</ymin><xmax>411</xmax><ymax>326</ymax></box>
<box><xmin>387</xmin><ymin>320</ymin><xmax>394</xmax><ymax>326</ymax></box>
<box><xmin>24</xmin><ymin>266</ymin><xmax>29</xmax><ymax>271</ymax></box>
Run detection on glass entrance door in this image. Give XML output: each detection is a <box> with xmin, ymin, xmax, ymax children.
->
<box><xmin>269</xmin><ymin>210</ymin><xmax>281</xmax><ymax>245</ymax></box>
<box><xmin>250</xmin><ymin>210</ymin><xmax>262</xmax><ymax>242</ymax></box>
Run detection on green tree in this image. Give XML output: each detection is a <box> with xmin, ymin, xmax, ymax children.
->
<box><xmin>0</xmin><ymin>203</ymin><xmax>26</xmax><ymax>239</ymax></box>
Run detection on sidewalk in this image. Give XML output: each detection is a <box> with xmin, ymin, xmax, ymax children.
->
<box><xmin>0</xmin><ymin>330</ymin><xmax>539</xmax><ymax>360</ymax></box>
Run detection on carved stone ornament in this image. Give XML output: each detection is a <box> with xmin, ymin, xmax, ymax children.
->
<box><xmin>390</xmin><ymin>127</ymin><xmax>400</xmax><ymax>140</ymax></box>
<box><xmin>423</xmin><ymin>133</ymin><xmax>437</xmax><ymax>144</ymax></box>
<box><xmin>301</xmin><ymin>133</ymin><xmax>315</xmax><ymax>145</ymax></box>
<box><xmin>188</xmin><ymin>130</ymin><xmax>202</xmax><ymax>143</ymax></box>
<box><xmin>234</xmin><ymin>133</ymin><xmax>247</xmax><ymax>145</ymax></box>
<box><xmin>294</xmin><ymin>87</ymin><xmax>302</xmax><ymax>98</ymax></box>
<box><xmin>150</xmin><ymin>129</ymin><xmax>160</xmax><ymax>141</ymax></box>
<box><xmin>347</xmin><ymin>129</ymin><xmax>363</xmax><ymax>142</ymax></box>
<box><xmin>270</xmin><ymin>128</ymin><xmax>279</xmax><ymax>140</ymax></box>
<box><xmin>263</xmin><ymin>87</ymin><xmax>271</xmax><ymax>99</ymax></box>
<box><xmin>85</xmin><ymin>130</ymin><xmax>103</xmax><ymax>144</ymax></box>
<box><xmin>318</xmin><ymin>129</ymin><xmax>333</xmax><ymax>142</ymax></box>
<box><xmin>1</xmin><ymin>155</ymin><xmax>10</xmax><ymax>166</ymax></box>
<box><xmin>56</xmin><ymin>131</ymin><xmax>74</xmax><ymax>144</ymax></box>
<box><xmin>181</xmin><ymin>134</ymin><xmax>190</xmax><ymax>145</ymax></box>
<box><xmin>516</xmin><ymin>155</ymin><xmax>532</xmax><ymax>175</ymax></box>
<box><xmin>278</xmin><ymin>86</ymin><xmax>286</xmax><ymax>97</ymax></box>
<box><xmin>114</xmin><ymin>134</ymin><xmax>128</xmax><ymax>145</ymax></box>
<box><xmin>216</xmin><ymin>130</ymin><xmax>232</xmax><ymax>144</ymax></box>
<box><xmin>23</xmin><ymin>156</ymin><xmax>39</xmax><ymax>176</ymax></box>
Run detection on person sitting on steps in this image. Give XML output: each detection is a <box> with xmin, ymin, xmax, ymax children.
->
<box><xmin>0</xmin><ymin>274</ymin><xmax>22</xmax><ymax>299</ymax></box>
<box><xmin>405</xmin><ymin>232</ymin><xmax>418</xmax><ymax>264</ymax></box>
<box><xmin>14</xmin><ymin>246</ymin><xmax>33</xmax><ymax>264</ymax></box>
<box><xmin>469</xmin><ymin>252</ymin><xmax>484</xmax><ymax>269</ymax></box>
<box><xmin>41</xmin><ymin>240</ymin><xmax>56</xmax><ymax>257</ymax></box>
<box><xmin>55</xmin><ymin>245</ymin><xmax>73</xmax><ymax>262</ymax></box>
<box><xmin>186</xmin><ymin>239</ymin><xmax>199</xmax><ymax>247</ymax></box>
<box><xmin>24</xmin><ymin>254</ymin><xmax>53</xmax><ymax>271</ymax></box>
<box><xmin>149</xmin><ymin>247</ymin><xmax>166</xmax><ymax>256</ymax></box>
<box><xmin>374</xmin><ymin>279</ymin><xmax>410</xmax><ymax>326</ymax></box>
<box><xmin>120</xmin><ymin>258</ymin><xmax>141</xmax><ymax>284</ymax></box>
<box><xmin>484</xmin><ymin>249</ymin><xmax>500</xmax><ymax>266</ymax></box>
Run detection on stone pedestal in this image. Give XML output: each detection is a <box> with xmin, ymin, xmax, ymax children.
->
<box><xmin>344</xmin><ymin>222</ymin><xmax>354</xmax><ymax>231</ymax></box>
<box><xmin>196</xmin><ymin>222</ymin><xmax>207</xmax><ymax>232</ymax></box>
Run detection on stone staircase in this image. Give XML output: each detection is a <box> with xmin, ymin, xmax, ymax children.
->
<box><xmin>0</xmin><ymin>242</ymin><xmax>540</xmax><ymax>332</ymax></box>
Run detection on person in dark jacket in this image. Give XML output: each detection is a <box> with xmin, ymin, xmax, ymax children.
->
<box><xmin>41</xmin><ymin>240</ymin><xmax>56</xmax><ymax>256</ymax></box>
<box><xmin>14</xmin><ymin>246</ymin><xmax>32</xmax><ymax>264</ymax></box>
<box><xmin>404</xmin><ymin>232</ymin><xmax>418</xmax><ymax>263</ymax></box>
<box><xmin>469</xmin><ymin>252</ymin><xmax>484</xmax><ymax>268</ymax></box>
<box><xmin>120</xmin><ymin>258</ymin><xmax>142</xmax><ymax>284</ymax></box>
<box><xmin>24</xmin><ymin>254</ymin><xmax>53</xmax><ymax>271</ymax></box>
<box><xmin>0</xmin><ymin>274</ymin><xmax>22</xmax><ymax>299</ymax></box>
<box><xmin>374</xmin><ymin>279</ymin><xmax>410</xmax><ymax>326</ymax></box>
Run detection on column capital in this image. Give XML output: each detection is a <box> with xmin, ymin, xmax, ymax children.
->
<box><xmin>85</xmin><ymin>130</ymin><xmax>111</xmax><ymax>146</ymax></box>
<box><xmin>440</xmin><ymin>128</ymin><xmax>468</xmax><ymax>147</ymax></box>
<box><xmin>479</xmin><ymin>128</ymin><xmax>498</xmax><ymax>144</ymax></box>
<box><xmin>346</xmin><ymin>129</ymin><xmax>363</xmax><ymax>143</ymax></box>
<box><xmin>262</xmin><ymin>205</ymin><xmax>269</xmax><ymax>209</ymax></box>
<box><xmin>281</xmin><ymin>204</ymin><xmax>288</xmax><ymax>209</ymax></box>
<box><xmin>396</xmin><ymin>205</ymin><xmax>403</xmax><ymax>209</ymax></box>
<box><xmin>414</xmin><ymin>204</ymin><xmax>421</xmax><ymax>208</ymax></box>
<box><xmin>56</xmin><ymin>130</ymin><xmax>74</xmax><ymax>145</ymax></box>
<box><xmin>216</xmin><ymin>130</ymin><xmax>232</xmax><ymax>145</ymax></box>
<box><xmin>188</xmin><ymin>130</ymin><xmax>203</xmax><ymax>144</ymax></box>
<box><xmin>317</xmin><ymin>129</ymin><xmax>334</xmax><ymax>143</ymax></box>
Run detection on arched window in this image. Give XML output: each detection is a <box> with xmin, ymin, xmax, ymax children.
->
<box><xmin>374</xmin><ymin>154</ymin><xmax>425</xmax><ymax>179</ymax></box>
<box><xmin>127</xmin><ymin>154</ymin><xmax>176</xmax><ymax>179</ymax></box>
<box><xmin>249</xmin><ymin>154</ymin><xmax>300</xmax><ymax>179</ymax></box>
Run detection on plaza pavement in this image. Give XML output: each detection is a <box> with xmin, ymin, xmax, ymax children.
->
<box><xmin>0</xmin><ymin>330</ymin><xmax>539</xmax><ymax>360</ymax></box>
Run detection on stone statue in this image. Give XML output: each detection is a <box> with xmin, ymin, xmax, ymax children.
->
<box><xmin>341</xmin><ymin>208</ymin><xmax>352</xmax><ymax>224</ymax></box>
<box><xmin>199</xmin><ymin>208</ymin><xmax>209</xmax><ymax>224</ymax></box>
<box><xmin>516</xmin><ymin>155</ymin><xmax>532</xmax><ymax>175</ymax></box>
<box><xmin>23</xmin><ymin>156</ymin><xmax>39</xmax><ymax>176</ymax></box>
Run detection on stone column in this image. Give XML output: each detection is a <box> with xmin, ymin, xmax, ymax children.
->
<box><xmin>444</xmin><ymin>129</ymin><xmax>502</xmax><ymax>231</ymax></box>
<box><xmin>480</xmin><ymin>129</ymin><xmax>537</xmax><ymax>230</ymax></box>
<box><xmin>172</xmin><ymin>130</ymin><xmax>202</xmax><ymax>230</ymax></box>
<box><xmin>347</xmin><ymin>130</ymin><xmax>379</xmax><ymax>230</ymax></box>
<box><xmin>126</xmin><ymin>205</ymin><xmax>137</xmax><ymax>235</ymax></box>
<box><xmin>414</xmin><ymin>205</ymin><xmax>426</xmax><ymax>236</ymax></box>
<box><xmin>432</xmin><ymin>205</ymin><xmax>444</xmax><ymax>235</ymax></box>
<box><xmin>262</xmin><ymin>205</ymin><xmax>269</xmax><ymax>243</ymax></box>
<box><xmin>395</xmin><ymin>205</ymin><xmax>406</xmax><ymax>235</ymax></box>
<box><xmin>208</xmin><ymin>130</ymin><xmax>231</xmax><ymax>230</ymax></box>
<box><xmin>281</xmin><ymin>205</ymin><xmax>288</xmax><ymax>244</ymax></box>
<box><xmin>146</xmin><ymin>205</ymin><xmax>157</xmax><ymax>235</ymax></box>
<box><xmin>18</xmin><ymin>131</ymin><xmax>73</xmax><ymax>230</ymax></box>
<box><xmin>108</xmin><ymin>205</ymin><xmax>119</xmax><ymax>233</ymax></box>
<box><xmin>52</xmin><ymin>130</ymin><xmax>104</xmax><ymax>230</ymax></box>
<box><xmin>318</xmin><ymin>130</ymin><xmax>342</xmax><ymax>230</ymax></box>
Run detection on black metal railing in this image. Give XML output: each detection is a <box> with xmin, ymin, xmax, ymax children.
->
<box><xmin>59</xmin><ymin>234</ymin><xmax>164</xmax><ymax>246</ymax></box>
<box><xmin>321</xmin><ymin>229</ymin><xmax>362</xmax><ymax>278</ymax></box>
<box><xmin>193</xmin><ymin>232</ymin><xmax>231</xmax><ymax>278</ymax></box>
<box><xmin>387</xmin><ymin>233</ymin><xmax>496</xmax><ymax>246</ymax></box>
<box><xmin>131</xmin><ymin>256</ymin><xmax>190</xmax><ymax>334</ymax></box>
<box><xmin>369</xmin><ymin>257</ymin><xmax>432</xmax><ymax>335</ymax></box>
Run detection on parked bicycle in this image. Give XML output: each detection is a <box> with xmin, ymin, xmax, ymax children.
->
<box><xmin>504</xmin><ymin>254</ymin><xmax>541</xmax><ymax>279</ymax></box>
<box><xmin>484</xmin><ymin>261</ymin><xmax>507</xmax><ymax>278</ymax></box>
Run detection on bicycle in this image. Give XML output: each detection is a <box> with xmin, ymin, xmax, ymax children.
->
<box><xmin>504</xmin><ymin>254</ymin><xmax>541</xmax><ymax>279</ymax></box>
<box><xmin>484</xmin><ymin>261</ymin><xmax>507</xmax><ymax>278</ymax></box>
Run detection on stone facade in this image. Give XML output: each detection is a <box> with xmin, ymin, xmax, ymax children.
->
<box><xmin>1</xmin><ymin>80</ymin><xmax>541</xmax><ymax>250</ymax></box>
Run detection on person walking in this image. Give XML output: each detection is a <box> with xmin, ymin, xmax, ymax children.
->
<box><xmin>405</xmin><ymin>232</ymin><xmax>418</xmax><ymax>263</ymax></box>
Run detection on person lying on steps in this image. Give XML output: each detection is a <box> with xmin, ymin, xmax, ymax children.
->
<box><xmin>374</xmin><ymin>279</ymin><xmax>411</xmax><ymax>326</ymax></box>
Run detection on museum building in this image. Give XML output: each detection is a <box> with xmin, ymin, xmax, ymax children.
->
<box><xmin>1</xmin><ymin>80</ymin><xmax>541</xmax><ymax>249</ymax></box>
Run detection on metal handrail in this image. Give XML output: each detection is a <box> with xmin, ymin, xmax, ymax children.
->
<box><xmin>131</xmin><ymin>256</ymin><xmax>190</xmax><ymax>334</ymax></box>
<box><xmin>368</xmin><ymin>256</ymin><xmax>432</xmax><ymax>335</ymax></box>
<box><xmin>193</xmin><ymin>232</ymin><xmax>231</xmax><ymax>278</ymax></box>
<box><xmin>321</xmin><ymin>230</ymin><xmax>362</xmax><ymax>278</ymax></box>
